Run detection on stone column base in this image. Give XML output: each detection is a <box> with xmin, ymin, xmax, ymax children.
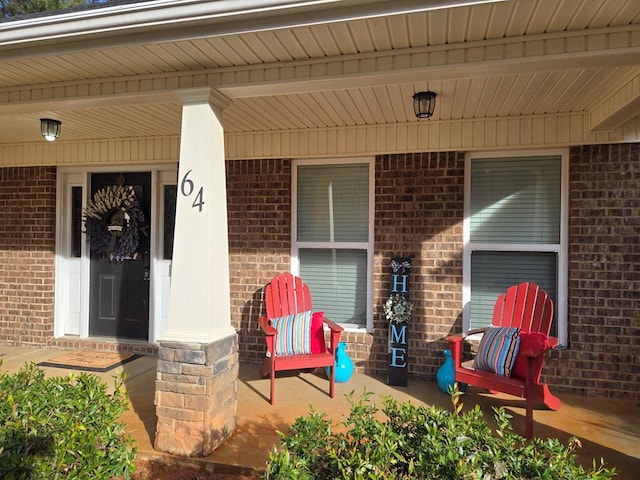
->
<box><xmin>154</xmin><ymin>334</ymin><xmax>238</xmax><ymax>457</ymax></box>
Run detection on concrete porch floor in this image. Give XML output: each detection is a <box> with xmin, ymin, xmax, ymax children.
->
<box><xmin>1</xmin><ymin>347</ymin><xmax>638</xmax><ymax>478</ymax></box>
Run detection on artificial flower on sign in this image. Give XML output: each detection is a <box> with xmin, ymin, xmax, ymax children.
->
<box><xmin>384</xmin><ymin>293</ymin><xmax>413</xmax><ymax>324</ymax></box>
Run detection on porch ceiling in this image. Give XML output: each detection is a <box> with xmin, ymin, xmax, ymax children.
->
<box><xmin>0</xmin><ymin>0</ymin><xmax>638</xmax><ymax>145</ymax></box>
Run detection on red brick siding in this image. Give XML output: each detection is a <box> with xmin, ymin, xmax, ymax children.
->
<box><xmin>0</xmin><ymin>167</ymin><xmax>56</xmax><ymax>346</ymax></box>
<box><xmin>548</xmin><ymin>143</ymin><xmax>639</xmax><ymax>402</ymax></box>
<box><xmin>226</xmin><ymin>159</ymin><xmax>292</xmax><ymax>363</ymax></box>
<box><xmin>373</xmin><ymin>153</ymin><xmax>465</xmax><ymax>376</ymax></box>
<box><xmin>0</xmin><ymin>166</ymin><xmax>158</xmax><ymax>356</ymax></box>
<box><xmin>225</xmin><ymin>153</ymin><xmax>465</xmax><ymax>378</ymax></box>
<box><xmin>49</xmin><ymin>337</ymin><xmax>158</xmax><ymax>355</ymax></box>
<box><xmin>225</xmin><ymin>146</ymin><xmax>639</xmax><ymax>403</ymax></box>
<box><xmin>1</xmin><ymin>143</ymin><xmax>637</xmax><ymax>402</ymax></box>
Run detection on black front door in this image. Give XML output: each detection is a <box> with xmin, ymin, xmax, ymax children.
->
<box><xmin>89</xmin><ymin>172</ymin><xmax>151</xmax><ymax>340</ymax></box>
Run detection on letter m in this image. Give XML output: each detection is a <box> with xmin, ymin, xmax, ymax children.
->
<box><xmin>390</xmin><ymin>323</ymin><xmax>407</xmax><ymax>344</ymax></box>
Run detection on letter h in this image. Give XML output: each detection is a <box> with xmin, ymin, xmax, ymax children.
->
<box><xmin>391</xmin><ymin>274</ymin><xmax>409</xmax><ymax>294</ymax></box>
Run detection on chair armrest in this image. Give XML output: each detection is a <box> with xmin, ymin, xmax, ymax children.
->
<box><xmin>322</xmin><ymin>316</ymin><xmax>343</xmax><ymax>353</ymax></box>
<box><xmin>447</xmin><ymin>328</ymin><xmax>487</xmax><ymax>343</ymax></box>
<box><xmin>322</xmin><ymin>317</ymin><xmax>344</xmax><ymax>334</ymax></box>
<box><xmin>447</xmin><ymin>328</ymin><xmax>487</xmax><ymax>368</ymax></box>
<box><xmin>259</xmin><ymin>315</ymin><xmax>277</xmax><ymax>357</ymax></box>
<box><xmin>446</xmin><ymin>333</ymin><xmax>464</xmax><ymax>343</ymax></box>
<box><xmin>464</xmin><ymin>328</ymin><xmax>489</xmax><ymax>337</ymax></box>
<box><xmin>259</xmin><ymin>316</ymin><xmax>277</xmax><ymax>336</ymax></box>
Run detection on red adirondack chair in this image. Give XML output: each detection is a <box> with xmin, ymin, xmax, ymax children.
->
<box><xmin>259</xmin><ymin>273</ymin><xmax>343</xmax><ymax>405</ymax></box>
<box><xmin>447</xmin><ymin>282</ymin><xmax>561</xmax><ymax>438</ymax></box>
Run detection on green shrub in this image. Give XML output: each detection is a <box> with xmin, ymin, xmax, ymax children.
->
<box><xmin>0</xmin><ymin>362</ymin><xmax>137</xmax><ymax>479</ymax></box>
<box><xmin>263</xmin><ymin>388</ymin><xmax>616</xmax><ymax>479</ymax></box>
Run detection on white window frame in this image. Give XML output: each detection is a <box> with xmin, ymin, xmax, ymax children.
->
<box><xmin>462</xmin><ymin>149</ymin><xmax>568</xmax><ymax>346</ymax></box>
<box><xmin>291</xmin><ymin>157</ymin><xmax>375</xmax><ymax>332</ymax></box>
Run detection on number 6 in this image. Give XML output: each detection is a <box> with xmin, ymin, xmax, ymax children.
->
<box><xmin>181</xmin><ymin>170</ymin><xmax>194</xmax><ymax>197</ymax></box>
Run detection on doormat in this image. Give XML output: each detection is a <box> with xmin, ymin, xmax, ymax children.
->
<box><xmin>38</xmin><ymin>350</ymin><xmax>141</xmax><ymax>372</ymax></box>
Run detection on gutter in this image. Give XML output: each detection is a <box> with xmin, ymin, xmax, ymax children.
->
<box><xmin>0</xmin><ymin>0</ymin><xmax>507</xmax><ymax>59</ymax></box>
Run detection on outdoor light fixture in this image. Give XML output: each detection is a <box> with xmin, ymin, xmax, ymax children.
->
<box><xmin>40</xmin><ymin>118</ymin><xmax>62</xmax><ymax>142</ymax></box>
<box><xmin>412</xmin><ymin>91</ymin><xmax>437</xmax><ymax>119</ymax></box>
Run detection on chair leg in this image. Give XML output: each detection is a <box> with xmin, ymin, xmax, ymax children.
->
<box><xmin>528</xmin><ymin>383</ymin><xmax>562</xmax><ymax>411</ymax></box>
<box><xmin>525</xmin><ymin>395</ymin><xmax>534</xmax><ymax>439</ymax></box>
<box><xmin>329</xmin><ymin>365</ymin><xmax>335</xmax><ymax>398</ymax></box>
<box><xmin>541</xmin><ymin>384</ymin><xmax>562</xmax><ymax>411</ymax></box>
<box><xmin>270</xmin><ymin>362</ymin><xmax>276</xmax><ymax>405</ymax></box>
<box><xmin>260</xmin><ymin>356</ymin><xmax>271</xmax><ymax>378</ymax></box>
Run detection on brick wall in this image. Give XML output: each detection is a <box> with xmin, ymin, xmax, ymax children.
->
<box><xmin>225</xmin><ymin>153</ymin><xmax>466</xmax><ymax>378</ymax></box>
<box><xmin>546</xmin><ymin>143</ymin><xmax>639</xmax><ymax>402</ymax></box>
<box><xmin>226</xmin><ymin>159</ymin><xmax>292</xmax><ymax>363</ymax></box>
<box><xmin>1</xmin><ymin>144</ymin><xmax>636</xmax><ymax>402</ymax></box>
<box><xmin>224</xmin><ymin>146</ymin><xmax>639</xmax><ymax>403</ymax></box>
<box><xmin>372</xmin><ymin>152</ymin><xmax>465</xmax><ymax>376</ymax></box>
<box><xmin>0</xmin><ymin>167</ymin><xmax>56</xmax><ymax>346</ymax></box>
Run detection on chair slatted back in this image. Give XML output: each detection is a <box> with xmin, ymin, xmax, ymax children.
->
<box><xmin>265</xmin><ymin>273</ymin><xmax>312</xmax><ymax>319</ymax></box>
<box><xmin>492</xmin><ymin>282</ymin><xmax>554</xmax><ymax>335</ymax></box>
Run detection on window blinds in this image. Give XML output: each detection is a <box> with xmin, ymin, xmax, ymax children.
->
<box><xmin>470</xmin><ymin>251</ymin><xmax>558</xmax><ymax>335</ymax></box>
<box><xmin>470</xmin><ymin>156</ymin><xmax>561</xmax><ymax>244</ymax></box>
<box><xmin>297</xmin><ymin>164</ymin><xmax>369</xmax><ymax>242</ymax></box>
<box><xmin>296</xmin><ymin>163</ymin><xmax>370</xmax><ymax>326</ymax></box>
<box><xmin>469</xmin><ymin>156</ymin><xmax>561</xmax><ymax>335</ymax></box>
<box><xmin>299</xmin><ymin>248</ymin><xmax>367</xmax><ymax>326</ymax></box>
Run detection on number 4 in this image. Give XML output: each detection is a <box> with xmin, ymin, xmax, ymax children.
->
<box><xmin>192</xmin><ymin>186</ymin><xmax>204</xmax><ymax>212</ymax></box>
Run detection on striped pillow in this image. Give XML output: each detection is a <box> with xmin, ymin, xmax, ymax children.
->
<box><xmin>271</xmin><ymin>310</ymin><xmax>312</xmax><ymax>356</ymax></box>
<box><xmin>473</xmin><ymin>326</ymin><xmax>521</xmax><ymax>377</ymax></box>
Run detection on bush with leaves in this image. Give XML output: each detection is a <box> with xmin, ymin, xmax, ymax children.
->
<box><xmin>0</xmin><ymin>1</ymin><xmax>104</xmax><ymax>19</ymax></box>
<box><xmin>264</xmin><ymin>388</ymin><xmax>616</xmax><ymax>479</ymax></box>
<box><xmin>0</xmin><ymin>362</ymin><xmax>136</xmax><ymax>479</ymax></box>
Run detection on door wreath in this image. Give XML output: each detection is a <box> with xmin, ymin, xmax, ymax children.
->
<box><xmin>83</xmin><ymin>185</ymin><xmax>146</xmax><ymax>262</ymax></box>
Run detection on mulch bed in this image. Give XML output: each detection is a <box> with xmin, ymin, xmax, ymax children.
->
<box><xmin>128</xmin><ymin>458</ymin><xmax>261</xmax><ymax>480</ymax></box>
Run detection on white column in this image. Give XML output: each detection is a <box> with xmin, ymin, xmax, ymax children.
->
<box><xmin>161</xmin><ymin>87</ymin><xmax>235</xmax><ymax>343</ymax></box>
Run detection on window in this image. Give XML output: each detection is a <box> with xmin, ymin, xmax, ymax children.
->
<box><xmin>293</xmin><ymin>159</ymin><xmax>374</xmax><ymax>330</ymax></box>
<box><xmin>162</xmin><ymin>184</ymin><xmax>177</xmax><ymax>260</ymax></box>
<box><xmin>71</xmin><ymin>186</ymin><xmax>83</xmax><ymax>258</ymax></box>
<box><xmin>464</xmin><ymin>152</ymin><xmax>567</xmax><ymax>344</ymax></box>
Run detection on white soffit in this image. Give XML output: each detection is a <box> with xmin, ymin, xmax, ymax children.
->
<box><xmin>0</xmin><ymin>0</ymin><xmax>638</xmax><ymax>145</ymax></box>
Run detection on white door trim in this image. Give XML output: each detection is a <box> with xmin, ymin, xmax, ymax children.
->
<box><xmin>55</xmin><ymin>164</ymin><xmax>177</xmax><ymax>343</ymax></box>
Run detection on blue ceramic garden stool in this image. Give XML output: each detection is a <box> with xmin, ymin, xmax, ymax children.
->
<box><xmin>437</xmin><ymin>349</ymin><xmax>455</xmax><ymax>393</ymax></box>
<box><xmin>326</xmin><ymin>342</ymin><xmax>354</xmax><ymax>383</ymax></box>
<box><xmin>437</xmin><ymin>349</ymin><xmax>466</xmax><ymax>393</ymax></box>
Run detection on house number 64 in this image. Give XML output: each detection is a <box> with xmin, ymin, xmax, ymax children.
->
<box><xmin>180</xmin><ymin>170</ymin><xmax>205</xmax><ymax>212</ymax></box>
